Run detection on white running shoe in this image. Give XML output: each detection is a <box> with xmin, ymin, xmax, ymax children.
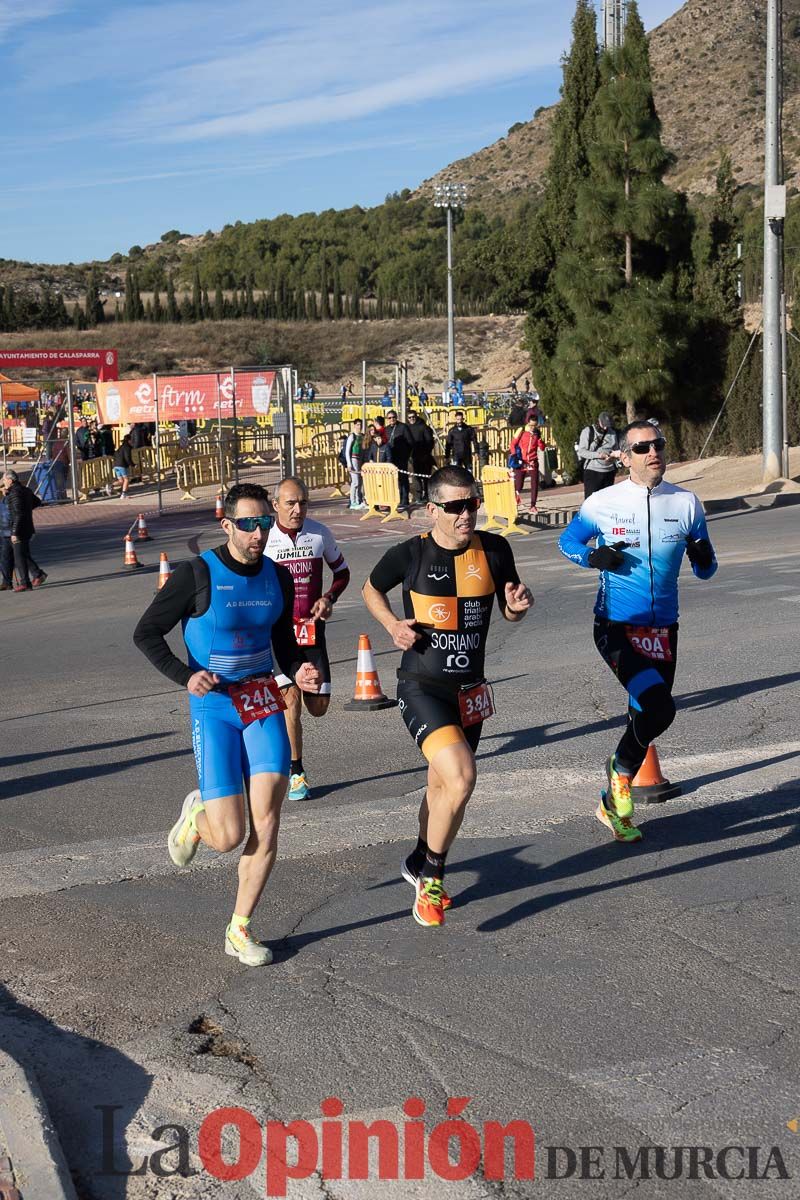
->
<box><xmin>225</xmin><ymin>922</ymin><xmax>273</xmax><ymax>966</ymax></box>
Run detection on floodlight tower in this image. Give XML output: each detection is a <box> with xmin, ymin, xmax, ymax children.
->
<box><xmin>433</xmin><ymin>181</ymin><xmax>468</xmax><ymax>386</ymax></box>
<box><xmin>602</xmin><ymin>0</ymin><xmax>627</xmax><ymax>50</ymax></box>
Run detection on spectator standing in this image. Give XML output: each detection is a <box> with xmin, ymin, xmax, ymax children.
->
<box><xmin>1</xmin><ymin>470</ymin><xmax>46</xmax><ymax>591</ymax></box>
<box><xmin>445</xmin><ymin>410</ymin><xmax>477</xmax><ymax>472</ymax></box>
<box><xmin>380</xmin><ymin>388</ymin><xmax>392</xmax><ymax>408</ymax></box>
<box><xmin>509</xmin><ymin>416</ymin><xmax>546</xmax><ymax>512</ymax></box>
<box><xmin>114</xmin><ymin>433</ymin><xmax>134</xmax><ymax>498</ymax></box>
<box><xmin>418</xmin><ymin>385</ymin><xmax>428</xmax><ymax>407</ymax></box>
<box><xmin>75</xmin><ymin>418</ymin><xmax>93</xmax><ymax>461</ymax></box>
<box><xmin>385</xmin><ymin>409</ymin><xmax>412</xmax><ymax>508</ymax></box>
<box><xmin>130</xmin><ymin>423</ymin><xmax>150</xmax><ymax>450</ymax></box>
<box><xmin>407</xmin><ymin>410</ymin><xmax>435</xmax><ymax>502</ymax></box>
<box><xmin>366</xmin><ymin>423</ymin><xmax>389</xmax><ymax>462</ymax></box>
<box><xmin>0</xmin><ymin>477</ymin><xmax>13</xmax><ymax>589</ymax></box>
<box><xmin>345</xmin><ymin>419</ymin><xmax>367</xmax><ymax>510</ymax></box>
<box><xmin>576</xmin><ymin>412</ymin><xmax>619</xmax><ymax>498</ymax></box>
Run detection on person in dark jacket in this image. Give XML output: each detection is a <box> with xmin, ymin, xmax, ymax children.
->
<box><xmin>114</xmin><ymin>434</ymin><xmax>134</xmax><ymax>498</ymax></box>
<box><xmin>1</xmin><ymin>470</ymin><xmax>46</xmax><ymax>590</ymax></box>
<box><xmin>385</xmin><ymin>409</ymin><xmax>413</xmax><ymax>507</ymax></box>
<box><xmin>445</xmin><ymin>410</ymin><xmax>477</xmax><ymax>472</ymax></box>
<box><xmin>406</xmin><ymin>410</ymin><xmax>435</xmax><ymax>502</ymax></box>
<box><xmin>75</xmin><ymin>418</ymin><xmax>93</xmax><ymax>460</ymax></box>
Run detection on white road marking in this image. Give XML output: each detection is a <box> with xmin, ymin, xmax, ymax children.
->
<box><xmin>1</xmin><ymin>743</ymin><xmax>797</xmax><ymax>902</ymax></box>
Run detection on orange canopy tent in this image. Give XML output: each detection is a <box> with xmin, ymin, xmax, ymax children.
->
<box><xmin>0</xmin><ymin>373</ymin><xmax>40</xmax><ymax>402</ymax></box>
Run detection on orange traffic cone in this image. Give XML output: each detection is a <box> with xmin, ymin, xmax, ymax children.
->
<box><xmin>123</xmin><ymin>534</ymin><xmax>142</xmax><ymax>569</ymax></box>
<box><xmin>631</xmin><ymin>744</ymin><xmax>682</xmax><ymax>804</ymax></box>
<box><xmin>136</xmin><ymin>512</ymin><xmax>152</xmax><ymax>541</ymax></box>
<box><xmin>215</xmin><ymin>490</ymin><xmax>224</xmax><ymax>520</ymax></box>
<box><xmin>157</xmin><ymin>551</ymin><xmax>172</xmax><ymax>590</ymax></box>
<box><xmin>343</xmin><ymin>634</ymin><xmax>398</xmax><ymax>710</ymax></box>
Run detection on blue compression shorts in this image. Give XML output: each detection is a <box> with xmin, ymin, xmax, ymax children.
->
<box><xmin>189</xmin><ymin>690</ymin><xmax>290</xmax><ymax>801</ymax></box>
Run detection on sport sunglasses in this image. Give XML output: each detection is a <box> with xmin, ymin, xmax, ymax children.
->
<box><xmin>432</xmin><ymin>496</ymin><xmax>481</xmax><ymax>515</ymax></box>
<box><xmin>230</xmin><ymin>515</ymin><xmax>275</xmax><ymax>532</ymax></box>
<box><xmin>628</xmin><ymin>437</ymin><xmax>666</xmax><ymax>454</ymax></box>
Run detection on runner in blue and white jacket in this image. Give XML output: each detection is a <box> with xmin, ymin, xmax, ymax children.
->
<box><xmin>559</xmin><ymin>421</ymin><xmax>717</xmax><ymax>843</ymax></box>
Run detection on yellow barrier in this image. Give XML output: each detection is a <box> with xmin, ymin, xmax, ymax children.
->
<box><xmin>479</xmin><ymin>465</ymin><xmax>529</xmax><ymax>537</ymax></box>
<box><xmin>360</xmin><ymin>463</ymin><xmax>407</xmax><ymax>523</ymax></box>
<box><xmin>131</xmin><ymin>444</ymin><xmax>184</xmax><ymax>481</ymax></box>
<box><xmin>297</xmin><ymin>451</ymin><xmax>349</xmax><ymax>497</ymax></box>
<box><xmin>78</xmin><ymin>455</ymin><xmax>114</xmax><ymax>501</ymax></box>
<box><xmin>175</xmin><ymin>453</ymin><xmax>234</xmax><ymax>500</ymax></box>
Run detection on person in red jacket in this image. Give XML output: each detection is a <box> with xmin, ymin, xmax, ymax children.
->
<box><xmin>509</xmin><ymin>416</ymin><xmax>546</xmax><ymax>512</ymax></box>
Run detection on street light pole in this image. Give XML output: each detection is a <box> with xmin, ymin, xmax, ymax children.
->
<box><xmin>433</xmin><ymin>182</ymin><xmax>467</xmax><ymax>389</ymax></box>
<box><xmin>762</xmin><ymin>0</ymin><xmax>785</xmax><ymax>482</ymax></box>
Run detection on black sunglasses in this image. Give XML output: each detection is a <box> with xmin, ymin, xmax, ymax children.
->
<box><xmin>433</xmin><ymin>496</ymin><xmax>480</xmax><ymax>515</ymax></box>
<box><xmin>628</xmin><ymin>437</ymin><xmax>666</xmax><ymax>454</ymax></box>
<box><xmin>230</xmin><ymin>515</ymin><xmax>274</xmax><ymax>532</ymax></box>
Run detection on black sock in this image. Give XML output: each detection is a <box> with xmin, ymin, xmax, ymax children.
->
<box><xmin>408</xmin><ymin>836</ymin><xmax>428</xmax><ymax>874</ymax></box>
<box><xmin>421</xmin><ymin>848</ymin><xmax>447</xmax><ymax>881</ymax></box>
<box><xmin>291</xmin><ymin>759</ymin><xmax>304</xmax><ymax>776</ymax></box>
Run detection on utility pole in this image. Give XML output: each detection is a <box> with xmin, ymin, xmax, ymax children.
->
<box><xmin>602</xmin><ymin>0</ymin><xmax>627</xmax><ymax>50</ymax></box>
<box><xmin>762</xmin><ymin>0</ymin><xmax>785</xmax><ymax>482</ymax></box>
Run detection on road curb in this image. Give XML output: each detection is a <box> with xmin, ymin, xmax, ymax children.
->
<box><xmin>0</xmin><ymin>1049</ymin><xmax>77</xmax><ymax>1200</ymax></box>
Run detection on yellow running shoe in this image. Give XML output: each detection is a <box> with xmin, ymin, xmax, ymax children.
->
<box><xmin>605</xmin><ymin>755</ymin><xmax>634</xmax><ymax>819</ymax></box>
<box><xmin>225</xmin><ymin>921</ymin><xmax>273</xmax><ymax>966</ymax></box>
<box><xmin>596</xmin><ymin>791</ymin><xmax>643</xmax><ymax>843</ymax></box>
<box><xmin>168</xmin><ymin>790</ymin><xmax>205</xmax><ymax>867</ymax></box>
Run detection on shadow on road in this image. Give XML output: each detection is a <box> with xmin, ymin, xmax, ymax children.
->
<box><xmin>0</xmin><ymin>732</ymin><xmax>175</xmax><ymax>770</ymax></box>
<box><xmin>0</xmin><ymin>982</ymin><xmax>151</xmax><ymax>1199</ymax></box>
<box><xmin>0</xmin><ymin>746</ymin><xmax>190</xmax><ymax>800</ymax></box>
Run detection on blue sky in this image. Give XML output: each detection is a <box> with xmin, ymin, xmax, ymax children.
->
<box><xmin>0</xmin><ymin>0</ymin><xmax>681</xmax><ymax>264</ymax></box>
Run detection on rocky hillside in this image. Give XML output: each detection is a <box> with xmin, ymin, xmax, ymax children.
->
<box><xmin>416</xmin><ymin>0</ymin><xmax>800</xmax><ymax>212</ymax></box>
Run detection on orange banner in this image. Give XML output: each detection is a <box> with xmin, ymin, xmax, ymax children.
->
<box><xmin>96</xmin><ymin>371</ymin><xmax>276</xmax><ymax>424</ymax></box>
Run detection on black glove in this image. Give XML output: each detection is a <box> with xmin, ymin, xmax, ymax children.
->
<box><xmin>588</xmin><ymin>542</ymin><xmax>626</xmax><ymax>572</ymax></box>
<box><xmin>686</xmin><ymin>537</ymin><xmax>714</xmax><ymax>570</ymax></box>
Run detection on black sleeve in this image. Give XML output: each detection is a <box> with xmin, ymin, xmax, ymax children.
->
<box><xmin>368</xmin><ymin>538</ymin><xmax>415</xmax><ymax>593</ymax></box>
<box><xmin>271</xmin><ymin>564</ymin><xmax>306</xmax><ymax>681</ymax></box>
<box><xmin>481</xmin><ymin>532</ymin><xmax>520</xmax><ymax>611</ymax></box>
<box><xmin>133</xmin><ymin>561</ymin><xmax>206</xmax><ymax>687</ymax></box>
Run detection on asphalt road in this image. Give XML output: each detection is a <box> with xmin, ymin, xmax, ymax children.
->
<box><xmin>1</xmin><ymin>497</ymin><xmax>799</xmax><ymax>1199</ymax></box>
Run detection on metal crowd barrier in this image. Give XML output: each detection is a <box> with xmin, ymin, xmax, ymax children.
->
<box><xmin>78</xmin><ymin>455</ymin><xmax>115</xmax><ymax>501</ymax></box>
<box><xmin>175</xmin><ymin>452</ymin><xmax>234</xmax><ymax>500</ymax></box>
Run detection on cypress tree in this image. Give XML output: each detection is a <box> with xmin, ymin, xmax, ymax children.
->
<box><xmin>320</xmin><ymin>248</ymin><xmax>330</xmax><ymax>320</ymax></box>
<box><xmin>213</xmin><ymin>280</ymin><xmax>224</xmax><ymax>321</ymax></box>
<box><xmin>192</xmin><ymin>266</ymin><xmax>202</xmax><ymax>320</ymax></box>
<box><xmin>85</xmin><ymin>266</ymin><xmax>105</xmax><ymax>326</ymax></box>
<box><xmin>524</xmin><ymin>0</ymin><xmax>599</xmax><ymax>454</ymax></box>
<box><xmin>694</xmin><ymin>153</ymin><xmax>740</xmax><ymax>328</ymax></box>
<box><xmin>245</xmin><ymin>278</ymin><xmax>256</xmax><ymax>318</ymax></box>
<box><xmin>332</xmin><ymin>263</ymin><xmax>342</xmax><ymax>319</ymax></box>
<box><xmin>123</xmin><ymin>266</ymin><xmax>135</xmax><ymax>322</ymax></box>
<box><xmin>166</xmin><ymin>274</ymin><xmax>179</xmax><ymax>322</ymax></box>
<box><xmin>202</xmin><ymin>287</ymin><xmax>210</xmax><ymax>319</ymax></box>
<box><xmin>152</xmin><ymin>285</ymin><xmax>163</xmax><ymax>323</ymax></box>
<box><xmin>550</xmin><ymin>1</ymin><xmax>691</xmax><ymax>431</ymax></box>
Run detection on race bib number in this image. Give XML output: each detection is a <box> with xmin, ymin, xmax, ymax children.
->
<box><xmin>458</xmin><ymin>681</ymin><xmax>496</xmax><ymax>727</ymax></box>
<box><xmin>625</xmin><ymin>626</ymin><xmax>673</xmax><ymax>662</ymax></box>
<box><xmin>229</xmin><ymin>675</ymin><xmax>287</xmax><ymax>725</ymax></box>
<box><xmin>294</xmin><ymin>620</ymin><xmax>316</xmax><ymax>647</ymax></box>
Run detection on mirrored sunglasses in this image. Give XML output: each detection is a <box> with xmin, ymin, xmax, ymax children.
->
<box><xmin>231</xmin><ymin>515</ymin><xmax>274</xmax><ymax>532</ymax></box>
<box><xmin>629</xmin><ymin>437</ymin><xmax>666</xmax><ymax>454</ymax></box>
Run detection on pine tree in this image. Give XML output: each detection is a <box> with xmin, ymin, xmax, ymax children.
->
<box><xmin>166</xmin><ymin>274</ymin><xmax>179</xmax><ymax>322</ymax></box>
<box><xmin>524</xmin><ymin>0</ymin><xmax>599</xmax><ymax>453</ymax></box>
<box><xmin>550</xmin><ymin>1</ymin><xmax>692</xmax><ymax>432</ymax></box>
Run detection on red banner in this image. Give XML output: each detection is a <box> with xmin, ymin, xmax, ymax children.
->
<box><xmin>0</xmin><ymin>349</ymin><xmax>118</xmax><ymax>379</ymax></box>
<box><xmin>96</xmin><ymin>370</ymin><xmax>276</xmax><ymax>423</ymax></box>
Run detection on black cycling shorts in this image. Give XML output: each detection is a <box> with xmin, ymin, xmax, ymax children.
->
<box><xmin>593</xmin><ymin>618</ymin><xmax>678</xmax><ymax>702</ymax></box>
<box><xmin>397</xmin><ymin>676</ymin><xmax>482</xmax><ymax>762</ymax></box>
<box><xmin>275</xmin><ymin>625</ymin><xmax>332</xmax><ymax>696</ymax></box>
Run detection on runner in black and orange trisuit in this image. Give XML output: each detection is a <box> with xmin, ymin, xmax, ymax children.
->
<box><xmin>362</xmin><ymin>465</ymin><xmax>534</xmax><ymax>928</ymax></box>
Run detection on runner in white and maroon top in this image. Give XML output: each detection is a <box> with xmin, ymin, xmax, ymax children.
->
<box><xmin>265</xmin><ymin>476</ymin><xmax>350</xmax><ymax>800</ymax></box>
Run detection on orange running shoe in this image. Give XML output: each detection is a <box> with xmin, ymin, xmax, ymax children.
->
<box><xmin>413</xmin><ymin>876</ymin><xmax>446</xmax><ymax>927</ymax></box>
<box><xmin>401</xmin><ymin>855</ymin><xmax>452</xmax><ymax>909</ymax></box>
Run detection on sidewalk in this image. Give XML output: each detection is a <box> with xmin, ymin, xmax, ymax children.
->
<box><xmin>0</xmin><ymin>1049</ymin><xmax>76</xmax><ymax>1200</ymax></box>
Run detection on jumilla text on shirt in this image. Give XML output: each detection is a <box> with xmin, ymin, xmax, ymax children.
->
<box><xmin>96</xmin><ymin>1101</ymin><xmax>789</xmax><ymax>1194</ymax></box>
